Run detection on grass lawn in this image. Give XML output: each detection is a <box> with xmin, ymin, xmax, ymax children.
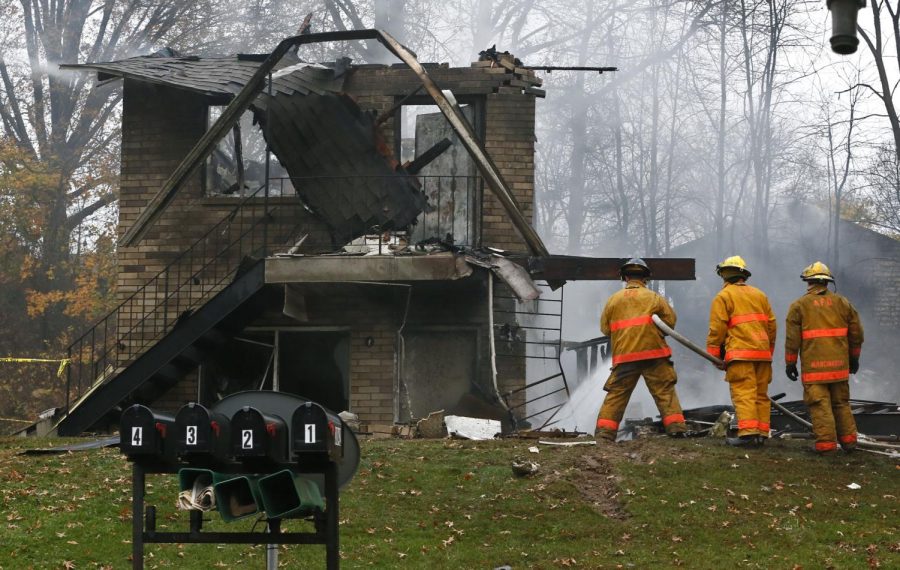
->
<box><xmin>0</xmin><ymin>435</ymin><xmax>897</xmax><ymax>569</ymax></box>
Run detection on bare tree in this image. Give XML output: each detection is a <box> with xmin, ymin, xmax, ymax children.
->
<box><xmin>0</xmin><ymin>0</ymin><xmax>225</xmax><ymax>337</ymax></box>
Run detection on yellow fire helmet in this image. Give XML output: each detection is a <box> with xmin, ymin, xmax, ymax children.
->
<box><xmin>801</xmin><ymin>261</ymin><xmax>834</xmax><ymax>282</ymax></box>
<box><xmin>715</xmin><ymin>255</ymin><xmax>751</xmax><ymax>277</ymax></box>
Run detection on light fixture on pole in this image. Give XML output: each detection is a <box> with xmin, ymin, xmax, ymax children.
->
<box><xmin>827</xmin><ymin>0</ymin><xmax>867</xmax><ymax>55</ymax></box>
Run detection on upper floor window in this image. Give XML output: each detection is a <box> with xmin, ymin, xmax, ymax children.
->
<box><xmin>204</xmin><ymin>107</ymin><xmax>293</xmax><ymax>197</ymax></box>
<box><xmin>397</xmin><ymin>102</ymin><xmax>481</xmax><ymax>246</ymax></box>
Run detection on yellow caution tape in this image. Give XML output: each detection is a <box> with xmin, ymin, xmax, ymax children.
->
<box><xmin>0</xmin><ymin>416</ymin><xmax>32</xmax><ymax>423</ymax></box>
<box><xmin>0</xmin><ymin>357</ymin><xmax>71</xmax><ymax>378</ymax></box>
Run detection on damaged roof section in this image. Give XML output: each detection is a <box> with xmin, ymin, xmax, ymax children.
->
<box><xmin>65</xmin><ymin>51</ymin><xmax>427</xmax><ymax>244</ymax></box>
<box><xmin>253</xmin><ymin>87</ymin><xmax>427</xmax><ymax>243</ymax></box>
<box><xmin>65</xmin><ymin>30</ymin><xmax>550</xmax><ymax>257</ymax></box>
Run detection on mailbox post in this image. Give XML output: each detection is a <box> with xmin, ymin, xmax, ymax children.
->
<box><xmin>120</xmin><ymin>391</ymin><xmax>359</xmax><ymax>570</ymax></box>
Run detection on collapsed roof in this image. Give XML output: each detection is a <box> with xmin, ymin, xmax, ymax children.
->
<box><xmin>66</xmin><ymin>52</ymin><xmax>427</xmax><ymax>244</ymax></box>
<box><xmin>64</xmin><ymin>30</ymin><xmax>550</xmax><ymax>257</ymax></box>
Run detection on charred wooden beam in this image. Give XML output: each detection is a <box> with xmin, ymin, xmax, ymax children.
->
<box><xmin>405</xmin><ymin>138</ymin><xmax>452</xmax><ymax>174</ymax></box>
<box><xmin>514</xmin><ymin>256</ymin><xmax>695</xmax><ymax>281</ymax></box>
<box><xmin>374</xmin><ymin>84</ymin><xmax>424</xmax><ymax>126</ymax></box>
<box><xmin>525</xmin><ymin>66</ymin><xmax>618</xmax><ymax>73</ymax></box>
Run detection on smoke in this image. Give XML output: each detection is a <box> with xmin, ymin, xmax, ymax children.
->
<box><xmin>531</xmin><ymin>199</ymin><xmax>900</xmax><ymax>431</ymax></box>
<box><xmin>667</xmin><ymin>202</ymin><xmax>900</xmax><ymax>405</ymax></box>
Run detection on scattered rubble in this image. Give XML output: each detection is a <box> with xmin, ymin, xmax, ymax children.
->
<box><xmin>416</xmin><ymin>410</ymin><xmax>446</xmax><ymax>439</ymax></box>
<box><xmin>511</xmin><ymin>458</ymin><xmax>540</xmax><ymax>477</ymax></box>
<box><xmin>444</xmin><ymin>415</ymin><xmax>500</xmax><ymax>440</ymax></box>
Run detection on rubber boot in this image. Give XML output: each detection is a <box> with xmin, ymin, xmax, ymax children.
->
<box><xmin>725</xmin><ymin>435</ymin><xmax>757</xmax><ymax>447</ymax></box>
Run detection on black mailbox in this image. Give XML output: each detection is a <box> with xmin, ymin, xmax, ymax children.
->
<box><xmin>230</xmin><ymin>406</ymin><xmax>289</xmax><ymax>464</ymax></box>
<box><xmin>120</xmin><ymin>404</ymin><xmax>176</xmax><ymax>460</ymax></box>
<box><xmin>291</xmin><ymin>401</ymin><xmax>343</xmax><ymax>463</ymax></box>
<box><xmin>174</xmin><ymin>402</ymin><xmax>231</xmax><ymax>459</ymax></box>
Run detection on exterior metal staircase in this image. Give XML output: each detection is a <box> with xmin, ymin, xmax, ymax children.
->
<box><xmin>494</xmin><ymin>280</ymin><xmax>569</xmax><ymax>429</ymax></box>
<box><xmin>56</xmin><ymin>186</ymin><xmax>294</xmax><ymax>436</ymax></box>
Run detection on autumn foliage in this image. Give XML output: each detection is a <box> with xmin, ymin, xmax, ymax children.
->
<box><xmin>0</xmin><ymin>138</ymin><xmax>117</xmax><ymax>432</ymax></box>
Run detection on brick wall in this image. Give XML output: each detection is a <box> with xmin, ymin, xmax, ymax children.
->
<box><xmin>345</xmin><ymin>61</ymin><xmax>540</xmax><ymax>252</ymax></box>
<box><xmin>114</xmin><ymin>58</ymin><xmax>539</xmax><ymax>425</ymax></box>
<box><xmin>116</xmin><ymin>81</ymin><xmax>331</xmax><ymax>362</ymax></box>
<box><xmin>481</xmin><ymin>93</ymin><xmax>535</xmax><ymax>250</ymax></box>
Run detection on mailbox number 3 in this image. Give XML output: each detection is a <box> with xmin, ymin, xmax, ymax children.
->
<box><xmin>132</xmin><ymin>426</ymin><xmax>143</xmax><ymax>447</ymax></box>
<box><xmin>242</xmin><ymin>429</ymin><xmax>254</xmax><ymax>449</ymax></box>
<box><xmin>305</xmin><ymin>423</ymin><xmax>316</xmax><ymax>444</ymax></box>
<box><xmin>186</xmin><ymin>425</ymin><xmax>197</xmax><ymax>446</ymax></box>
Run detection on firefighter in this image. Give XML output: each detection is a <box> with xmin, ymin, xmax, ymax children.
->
<box><xmin>785</xmin><ymin>261</ymin><xmax>864</xmax><ymax>455</ymax></box>
<box><xmin>595</xmin><ymin>258</ymin><xmax>688</xmax><ymax>441</ymax></box>
<box><xmin>706</xmin><ymin>256</ymin><xmax>777</xmax><ymax>447</ymax></box>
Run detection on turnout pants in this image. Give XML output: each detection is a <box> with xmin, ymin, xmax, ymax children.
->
<box><xmin>725</xmin><ymin>361</ymin><xmax>772</xmax><ymax>438</ymax></box>
<box><xmin>803</xmin><ymin>381</ymin><xmax>857</xmax><ymax>453</ymax></box>
<box><xmin>595</xmin><ymin>358</ymin><xmax>687</xmax><ymax>441</ymax></box>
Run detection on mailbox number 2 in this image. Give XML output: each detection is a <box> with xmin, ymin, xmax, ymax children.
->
<box><xmin>186</xmin><ymin>425</ymin><xmax>197</xmax><ymax>446</ymax></box>
<box><xmin>304</xmin><ymin>423</ymin><xmax>316</xmax><ymax>444</ymax></box>
<box><xmin>242</xmin><ymin>429</ymin><xmax>254</xmax><ymax>449</ymax></box>
<box><xmin>131</xmin><ymin>426</ymin><xmax>143</xmax><ymax>447</ymax></box>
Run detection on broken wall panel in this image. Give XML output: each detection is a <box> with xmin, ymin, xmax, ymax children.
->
<box><xmin>408</xmin><ymin>106</ymin><xmax>479</xmax><ymax>246</ymax></box>
<box><xmin>253</xmin><ymin>91</ymin><xmax>427</xmax><ymax>243</ymax></box>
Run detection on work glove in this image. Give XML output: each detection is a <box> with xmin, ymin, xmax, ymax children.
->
<box><xmin>849</xmin><ymin>357</ymin><xmax>860</xmax><ymax>374</ymax></box>
<box><xmin>785</xmin><ymin>364</ymin><xmax>799</xmax><ymax>382</ymax></box>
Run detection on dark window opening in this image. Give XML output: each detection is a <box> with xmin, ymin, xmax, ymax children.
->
<box><xmin>204</xmin><ymin>107</ymin><xmax>294</xmax><ymax>197</ymax></box>
<box><xmin>201</xmin><ymin>330</ymin><xmax>349</xmax><ymax>413</ymax></box>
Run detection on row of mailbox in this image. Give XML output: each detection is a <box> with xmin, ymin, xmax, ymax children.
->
<box><xmin>120</xmin><ymin>400</ymin><xmax>344</xmax><ymax>466</ymax></box>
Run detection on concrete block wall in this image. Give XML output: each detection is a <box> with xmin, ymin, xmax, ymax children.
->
<box><xmin>872</xmin><ymin>259</ymin><xmax>900</xmax><ymax>328</ymax></box>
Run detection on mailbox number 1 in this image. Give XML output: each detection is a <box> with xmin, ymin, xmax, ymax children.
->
<box><xmin>242</xmin><ymin>429</ymin><xmax>254</xmax><ymax>449</ymax></box>
<box><xmin>305</xmin><ymin>423</ymin><xmax>316</xmax><ymax>444</ymax></box>
<box><xmin>132</xmin><ymin>426</ymin><xmax>143</xmax><ymax>447</ymax></box>
<box><xmin>186</xmin><ymin>425</ymin><xmax>197</xmax><ymax>445</ymax></box>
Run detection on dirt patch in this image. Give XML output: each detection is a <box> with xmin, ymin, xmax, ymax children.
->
<box><xmin>526</xmin><ymin>434</ymin><xmax>707</xmax><ymax>519</ymax></box>
<box><xmin>568</xmin><ymin>448</ymin><xmax>627</xmax><ymax>519</ymax></box>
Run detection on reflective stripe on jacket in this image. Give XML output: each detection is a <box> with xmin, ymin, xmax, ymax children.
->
<box><xmin>706</xmin><ymin>282</ymin><xmax>776</xmax><ymax>363</ymax></box>
<box><xmin>600</xmin><ymin>281</ymin><xmax>675</xmax><ymax>367</ymax></box>
<box><xmin>785</xmin><ymin>285</ymin><xmax>864</xmax><ymax>384</ymax></box>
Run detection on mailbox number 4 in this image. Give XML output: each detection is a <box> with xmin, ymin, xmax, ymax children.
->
<box><xmin>305</xmin><ymin>423</ymin><xmax>316</xmax><ymax>444</ymax></box>
<box><xmin>132</xmin><ymin>426</ymin><xmax>143</xmax><ymax>447</ymax></box>
<box><xmin>242</xmin><ymin>429</ymin><xmax>254</xmax><ymax>449</ymax></box>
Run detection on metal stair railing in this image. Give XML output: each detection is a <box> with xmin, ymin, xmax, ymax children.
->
<box><xmin>64</xmin><ymin>183</ymin><xmax>294</xmax><ymax>415</ymax></box>
<box><xmin>63</xmin><ymin>173</ymin><xmax>484</xmax><ymax>418</ymax></box>
<box><xmin>494</xmin><ymin>281</ymin><xmax>569</xmax><ymax>429</ymax></box>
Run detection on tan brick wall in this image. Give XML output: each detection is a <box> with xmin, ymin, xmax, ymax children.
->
<box><xmin>116</xmin><ymin>81</ymin><xmax>331</xmax><ymax>363</ymax></box>
<box><xmin>481</xmin><ymin>93</ymin><xmax>535</xmax><ymax>251</ymax></box>
<box><xmin>349</xmin><ymin>325</ymin><xmax>397</xmax><ymax>423</ymax></box>
<box><xmin>114</xmin><ymin>60</ymin><xmax>538</xmax><ymax>425</ymax></box>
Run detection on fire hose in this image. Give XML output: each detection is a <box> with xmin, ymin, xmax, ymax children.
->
<box><xmin>650</xmin><ymin>315</ymin><xmax>899</xmax><ymax>456</ymax></box>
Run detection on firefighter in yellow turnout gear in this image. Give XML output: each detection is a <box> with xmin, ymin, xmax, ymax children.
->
<box><xmin>706</xmin><ymin>256</ymin><xmax>777</xmax><ymax>447</ymax></box>
<box><xmin>595</xmin><ymin>258</ymin><xmax>688</xmax><ymax>441</ymax></box>
<box><xmin>785</xmin><ymin>261</ymin><xmax>864</xmax><ymax>455</ymax></box>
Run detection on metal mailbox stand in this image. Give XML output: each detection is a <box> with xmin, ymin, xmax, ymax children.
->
<box><xmin>130</xmin><ymin>460</ymin><xmax>340</xmax><ymax>569</ymax></box>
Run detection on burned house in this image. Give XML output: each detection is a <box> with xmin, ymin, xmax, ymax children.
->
<box><xmin>54</xmin><ymin>31</ymin><xmax>692</xmax><ymax>437</ymax></box>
